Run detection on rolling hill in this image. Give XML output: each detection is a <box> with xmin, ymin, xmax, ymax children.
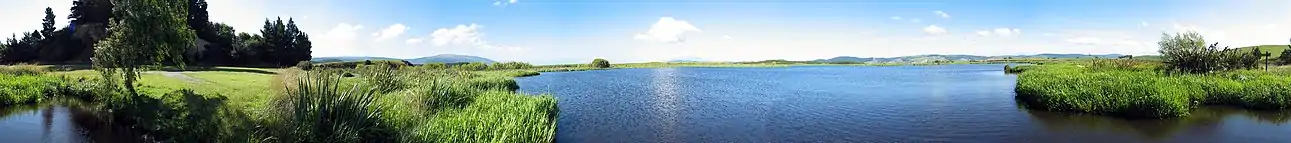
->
<box><xmin>813</xmin><ymin>54</ymin><xmax>1126</xmax><ymax>63</ymax></box>
<box><xmin>1235</xmin><ymin>45</ymin><xmax>1290</xmax><ymax>59</ymax></box>
<box><xmin>311</xmin><ymin>54</ymin><xmax>496</xmax><ymax>64</ymax></box>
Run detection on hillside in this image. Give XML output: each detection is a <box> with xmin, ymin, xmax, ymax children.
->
<box><xmin>813</xmin><ymin>54</ymin><xmax>1125</xmax><ymax>64</ymax></box>
<box><xmin>312</xmin><ymin>54</ymin><xmax>496</xmax><ymax>64</ymax></box>
<box><xmin>1235</xmin><ymin>45</ymin><xmax>1290</xmax><ymax>59</ymax></box>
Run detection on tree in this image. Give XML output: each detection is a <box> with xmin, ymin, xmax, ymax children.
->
<box><xmin>1251</xmin><ymin>47</ymin><xmax>1271</xmax><ymax>70</ymax></box>
<box><xmin>591</xmin><ymin>58</ymin><xmax>611</xmax><ymax>68</ymax></box>
<box><xmin>1159</xmin><ymin>31</ymin><xmax>1223</xmax><ymax>73</ymax></box>
<box><xmin>187</xmin><ymin>0</ymin><xmax>210</xmax><ymax>38</ymax></box>
<box><xmin>93</xmin><ymin>0</ymin><xmax>196</xmax><ymax>95</ymax></box>
<box><xmin>69</xmin><ymin>0</ymin><xmax>114</xmax><ymax>24</ymax></box>
<box><xmin>1282</xmin><ymin>40</ymin><xmax>1291</xmax><ymax>65</ymax></box>
<box><xmin>42</xmin><ymin>7</ymin><xmax>57</xmax><ymax>38</ymax></box>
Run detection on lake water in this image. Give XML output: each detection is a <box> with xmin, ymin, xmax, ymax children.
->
<box><xmin>516</xmin><ymin>64</ymin><xmax>1291</xmax><ymax>143</ymax></box>
<box><xmin>0</xmin><ymin>103</ymin><xmax>145</xmax><ymax>143</ymax></box>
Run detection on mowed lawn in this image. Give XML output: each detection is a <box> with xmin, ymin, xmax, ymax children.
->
<box><xmin>55</xmin><ymin>67</ymin><xmax>282</xmax><ymax>109</ymax></box>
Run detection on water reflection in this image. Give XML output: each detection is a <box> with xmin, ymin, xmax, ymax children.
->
<box><xmin>0</xmin><ymin>101</ymin><xmax>147</xmax><ymax>143</ymax></box>
<box><xmin>1023</xmin><ymin>106</ymin><xmax>1291</xmax><ymax>140</ymax></box>
<box><xmin>649</xmin><ymin>68</ymin><xmax>681</xmax><ymax>142</ymax></box>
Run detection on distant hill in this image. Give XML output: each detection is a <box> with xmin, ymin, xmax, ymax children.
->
<box><xmin>310</xmin><ymin>56</ymin><xmax>401</xmax><ymax>63</ymax></box>
<box><xmin>311</xmin><ymin>54</ymin><xmax>496</xmax><ymax>64</ymax></box>
<box><xmin>666</xmin><ymin>56</ymin><xmax>707</xmax><ymax>62</ymax></box>
<box><xmin>1234</xmin><ymin>45</ymin><xmax>1290</xmax><ymax>59</ymax></box>
<box><xmin>813</xmin><ymin>53</ymin><xmax>1126</xmax><ymax>64</ymax></box>
<box><xmin>405</xmin><ymin>54</ymin><xmax>496</xmax><ymax>64</ymax></box>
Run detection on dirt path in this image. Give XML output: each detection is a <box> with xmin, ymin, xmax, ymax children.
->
<box><xmin>151</xmin><ymin>71</ymin><xmax>205</xmax><ymax>83</ymax></box>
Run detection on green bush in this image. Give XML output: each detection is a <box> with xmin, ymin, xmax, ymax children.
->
<box><xmin>591</xmin><ymin>58</ymin><xmax>611</xmax><ymax>68</ymax></box>
<box><xmin>451</xmin><ymin>62</ymin><xmax>488</xmax><ymax>71</ymax></box>
<box><xmin>295</xmin><ymin>61</ymin><xmax>313</xmax><ymax>70</ymax></box>
<box><xmin>0</xmin><ymin>64</ymin><xmax>48</xmax><ymax>76</ymax></box>
<box><xmin>489</xmin><ymin>61</ymin><xmax>534</xmax><ymax>70</ymax></box>
<box><xmin>0</xmin><ymin>74</ymin><xmax>62</xmax><ymax>105</ymax></box>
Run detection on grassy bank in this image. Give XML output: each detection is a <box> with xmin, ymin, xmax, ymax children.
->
<box><xmin>0</xmin><ymin>64</ymin><xmax>558</xmax><ymax>142</ymax></box>
<box><xmin>1014</xmin><ymin>62</ymin><xmax>1291</xmax><ymax>118</ymax></box>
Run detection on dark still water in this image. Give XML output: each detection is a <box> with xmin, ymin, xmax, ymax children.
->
<box><xmin>0</xmin><ymin>103</ymin><xmax>143</xmax><ymax>143</ymax></box>
<box><xmin>515</xmin><ymin>64</ymin><xmax>1291</xmax><ymax>143</ymax></box>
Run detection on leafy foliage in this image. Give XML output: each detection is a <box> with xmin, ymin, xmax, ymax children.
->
<box><xmin>69</xmin><ymin>0</ymin><xmax>115</xmax><ymax>24</ymax></box>
<box><xmin>1157</xmin><ymin>31</ymin><xmax>1259</xmax><ymax>74</ymax></box>
<box><xmin>93</xmin><ymin>0</ymin><xmax>197</xmax><ymax>95</ymax></box>
<box><xmin>591</xmin><ymin>58</ymin><xmax>611</xmax><ymax>68</ymax></box>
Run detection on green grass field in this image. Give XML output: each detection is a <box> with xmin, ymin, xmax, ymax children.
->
<box><xmin>1014</xmin><ymin>61</ymin><xmax>1291</xmax><ymax>118</ymax></box>
<box><xmin>1235</xmin><ymin>45</ymin><xmax>1290</xmax><ymax>59</ymax></box>
<box><xmin>0</xmin><ymin>65</ymin><xmax>558</xmax><ymax>142</ymax></box>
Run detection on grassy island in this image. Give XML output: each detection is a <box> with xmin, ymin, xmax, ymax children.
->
<box><xmin>1013</xmin><ymin>32</ymin><xmax>1291</xmax><ymax>118</ymax></box>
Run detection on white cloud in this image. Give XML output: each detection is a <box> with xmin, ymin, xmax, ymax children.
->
<box><xmin>431</xmin><ymin>24</ymin><xmax>485</xmax><ymax>46</ymax></box>
<box><xmin>634</xmin><ymin>17</ymin><xmax>703</xmax><ymax>43</ymax></box>
<box><xmin>1140</xmin><ymin>21</ymin><xmax>1150</xmax><ymax>27</ymax></box>
<box><xmin>1065</xmin><ymin>37</ymin><xmax>1102</xmax><ymax>45</ymax></box>
<box><xmin>494</xmin><ymin>0</ymin><xmax>517</xmax><ymax>6</ymax></box>
<box><xmin>313</xmin><ymin>23</ymin><xmax>366</xmax><ymax>57</ymax></box>
<box><xmin>923</xmin><ymin>25</ymin><xmax>947</xmax><ymax>35</ymax></box>
<box><xmin>374</xmin><ymin>23</ymin><xmax>409</xmax><ymax>41</ymax></box>
<box><xmin>973</xmin><ymin>28</ymin><xmax>1022</xmax><ymax>37</ymax></box>
<box><xmin>890</xmin><ymin>16</ymin><xmax>902</xmax><ymax>20</ymax></box>
<box><xmin>425</xmin><ymin>23</ymin><xmax>526</xmax><ymax>53</ymax></box>
<box><xmin>406</xmin><ymin>38</ymin><xmax>424</xmax><ymax>44</ymax></box>
<box><xmin>933</xmin><ymin>10</ymin><xmax>951</xmax><ymax>18</ymax></box>
<box><xmin>723</xmin><ymin>35</ymin><xmax>733</xmax><ymax>40</ymax></box>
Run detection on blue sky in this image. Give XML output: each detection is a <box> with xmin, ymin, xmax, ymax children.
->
<box><xmin>3</xmin><ymin>0</ymin><xmax>1290</xmax><ymax>64</ymax></box>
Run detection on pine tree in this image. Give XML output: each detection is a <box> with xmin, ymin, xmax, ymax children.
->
<box><xmin>42</xmin><ymin>7</ymin><xmax>57</xmax><ymax>38</ymax></box>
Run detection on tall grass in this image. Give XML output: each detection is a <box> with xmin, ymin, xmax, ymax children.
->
<box><xmin>0</xmin><ymin>74</ymin><xmax>62</xmax><ymax>105</ymax></box>
<box><xmin>0</xmin><ymin>64</ymin><xmax>48</xmax><ymax>75</ymax></box>
<box><xmin>262</xmin><ymin>70</ymin><xmax>397</xmax><ymax>142</ymax></box>
<box><xmin>1015</xmin><ymin>64</ymin><xmax>1291</xmax><ymax>118</ymax></box>
<box><xmin>260</xmin><ymin>66</ymin><xmax>557</xmax><ymax>142</ymax></box>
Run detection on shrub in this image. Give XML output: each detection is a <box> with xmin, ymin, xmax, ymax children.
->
<box><xmin>591</xmin><ymin>58</ymin><xmax>611</xmax><ymax>68</ymax></box>
<box><xmin>0</xmin><ymin>74</ymin><xmax>61</xmax><ymax>105</ymax></box>
<box><xmin>489</xmin><ymin>61</ymin><xmax>534</xmax><ymax>70</ymax></box>
<box><xmin>0</xmin><ymin>64</ymin><xmax>48</xmax><ymax>76</ymax></box>
<box><xmin>1157</xmin><ymin>31</ymin><xmax>1256</xmax><ymax>73</ymax></box>
<box><xmin>295</xmin><ymin>61</ymin><xmax>313</xmax><ymax>70</ymax></box>
<box><xmin>451</xmin><ymin>62</ymin><xmax>488</xmax><ymax>71</ymax></box>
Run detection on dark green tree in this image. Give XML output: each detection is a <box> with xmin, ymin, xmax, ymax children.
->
<box><xmin>591</xmin><ymin>58</ymin><xmax>611</xmax><ymax>68</ymax></box>
<box><xmin>1282</xmin><ymin>41</ymin><xmax>1291</xmax><ymax>65</ymax></box>
<box><xmin>93</xmin><ymin>0</ymin><xmax>196</xmax><ymax>95</ymax></box>
<box><xmin>187</xmin><ymin>0</ymin><xmax>210</xmax><ymax>38</ymax></box>
<box><xmin>42</xmin><ymin>7</ymin><xmax>57</xmax><ymax>38</ymax></box>
<box><xmin>69</xmin><ymin>0</ymin><xmax>115</xmax><ymax>24</ymax></box>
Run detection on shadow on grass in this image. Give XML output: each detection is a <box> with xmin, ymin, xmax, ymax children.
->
<box><xmin>158</xmin><ymin>67</ymin><xmax>278</xmax><ymax>75</ymax></box>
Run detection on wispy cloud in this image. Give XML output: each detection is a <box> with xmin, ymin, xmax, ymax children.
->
<box><xmin>933</xmin><ymin>10</ymin><xmax>951</xmax><ymax>18</ymax></box>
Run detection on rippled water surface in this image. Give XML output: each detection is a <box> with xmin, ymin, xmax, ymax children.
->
<box><xmin>516</xmin><ymin>64</ymin><xmax>1291</xmax><ymax>143</ymax></box>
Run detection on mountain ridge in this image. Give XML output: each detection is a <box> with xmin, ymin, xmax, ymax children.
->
<box><xmin>312</xmin><ymin>54</ymin><xmax>497</xmax><ymax>64</ymax></box>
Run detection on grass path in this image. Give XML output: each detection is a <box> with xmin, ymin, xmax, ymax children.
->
<box><xmin>152</xmin><ymin>71</ymin><xmax>205</xmax><ymax>83</ymax></box>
